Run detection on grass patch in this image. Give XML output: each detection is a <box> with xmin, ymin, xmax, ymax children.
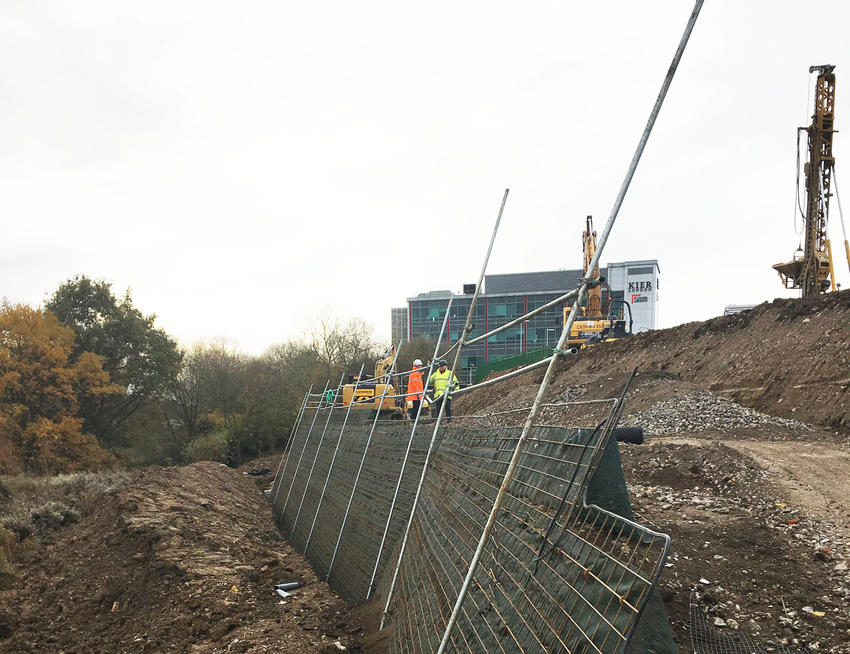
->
<box><xmin>0</xmin><ymin>471</ymin><xmax>131</xmax><ymax>585</ymax></box>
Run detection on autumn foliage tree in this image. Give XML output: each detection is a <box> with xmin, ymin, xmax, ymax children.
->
<box><xmin>0</xmin><ymin>302</ymin><xmax>118</xmax><ymax>474</ymax></box>
<box><xmin>46</xmin><ymin>276</ymin><xmax>181</xmax><ymax>449</ymax></box>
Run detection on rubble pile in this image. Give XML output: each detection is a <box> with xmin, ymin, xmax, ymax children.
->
<box><xmin>626</xmin><ymin>391</ymin><xmax>812</xmax><ymax>436</ymax></box>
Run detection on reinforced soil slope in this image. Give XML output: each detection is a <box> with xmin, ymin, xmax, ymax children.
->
<box><xmin>0</xmin><ymin>291</ymin><xmax>846</xmax><ymax>653</ymax></box>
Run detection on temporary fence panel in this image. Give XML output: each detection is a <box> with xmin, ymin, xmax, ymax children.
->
<box><xmin>271</xmin><ymin>395</ymin><xmax>674</xmax><ymax>654</ymax></box>
<box><xmin>376</xmin><ymin>404</ymin><xmax>671</xmax><ymax>654</ymax></box>
<box><xmin>689</xmin><ymin>593</ymin><xmax>813</xmax><ymax>654</ymax></box>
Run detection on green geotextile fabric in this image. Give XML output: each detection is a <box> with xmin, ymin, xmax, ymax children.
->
<box><xmin>587</xmin><ymin>437</ymin><xmax>678</xmax><ymax>654</ymax></box>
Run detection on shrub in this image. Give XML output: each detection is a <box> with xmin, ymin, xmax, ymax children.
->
<box><xmin>182</xmin><ymin>431</ymin><xmax>228</xmax><ymax>463</ymax></box>
<box><xmin>0</xmin><ymin>517</ymin><xmax>31</xmax><ymax>542</ymax></box>
<box><xmin>29</xmin><ymin>501</ymin><xmax>80</xmax><ymax>532</ymax></box>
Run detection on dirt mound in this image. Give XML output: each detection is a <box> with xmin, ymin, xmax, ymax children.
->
<box><xmin>0</xmin><ymin>462</ymin><xmax>364</xmax><ymax>653</ymax></box>
<box><xmin>567</xmin><ymin>290</ymin><xmax>849</xmax><ymax>432</ymax></box>
<box><xmin>458</xmin><ymin>291</ymin><xmax>849</xmax><ymax>439</ymax></box>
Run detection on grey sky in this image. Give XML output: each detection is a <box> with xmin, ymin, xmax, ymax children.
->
<box><xmin>2</xmin><ymin>1</ymin><xmax>848</xmax><ymax>354</ymax></box>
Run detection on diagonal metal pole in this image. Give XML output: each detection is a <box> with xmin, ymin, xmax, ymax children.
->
<box><xmin>304</xmin><ymin>363</ymin><xmax>366</xmax><ymax>556</ymax></box>
<box><xmin>367</xmin><ymin>306</ymin><xmax>451</xmax><ymax>599</ymax></box>
<box><xmin>436</xmin><ymin>4</ymin><xmax>704</xmax><ymax>651</ymax></box>
<box><xmin>280</xmin><ymin>380</ymin><xmax>330</xmax><ymax>518</ymax></box>
<box><xmin>270</xmin><ymin>386</ymin><xmax>311</xmax><ymax>509</ymax></box>
<box><xmin>326</xmin><ymin>341</ymin><xmax>403</xmax><ymax>581</ymax></box>
<box><xmin>290</xmin><ymin>373</ymin><xmax>346</xmax><ymax>538</ymax></box>
<box><xmin>381</xmin><ymin>187</ymin><xmax>509</xmax><ymax>629</ymax></box>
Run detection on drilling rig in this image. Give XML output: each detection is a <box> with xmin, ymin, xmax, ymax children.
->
<box><xmin>773</xmin><ymin>65</ymin><xmax>841</xmax><ymax>296</ymax></box>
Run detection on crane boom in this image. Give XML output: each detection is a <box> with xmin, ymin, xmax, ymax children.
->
<box><xmin>582</xmin><ymin>215</ymin><xmax>602</xmax><ymax>316</ymax></box>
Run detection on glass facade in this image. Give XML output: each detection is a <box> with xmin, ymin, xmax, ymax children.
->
<box><xmin>408</xmin><ymin>291</ymin><xmax>570</xmax><ymax>384</ymax></box>
<box><xmin>391</xmin><ymin>307</ymin><xmax>408</xmax><ymax>345</ymax></box>
<box><xmin>402</xmin><ymin>262</ymin><xmax>657</xmax><ymax>384</ymax></box>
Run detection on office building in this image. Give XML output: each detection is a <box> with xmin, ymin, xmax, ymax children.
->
<box><xmin>393</xmin><ymin>261</ymin><xmax>659</xmax><ymax>383</ymax></box>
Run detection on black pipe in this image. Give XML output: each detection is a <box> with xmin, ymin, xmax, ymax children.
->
<box><xmin>613</xmin><ymin>426</ymin><xmax>644</xmax><ymax>444</ymax></box>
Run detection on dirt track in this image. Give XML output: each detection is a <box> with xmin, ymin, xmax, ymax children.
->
<box><xmin>668</xmin><ymin>438</ymin><xmax>850</xmax><ymax>539</ymax></box>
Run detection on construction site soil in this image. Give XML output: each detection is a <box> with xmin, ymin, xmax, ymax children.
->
<box><xmin>0</xmin><ymin>290</ymin><xmax>847</xmax><ymax>653</ymax></box>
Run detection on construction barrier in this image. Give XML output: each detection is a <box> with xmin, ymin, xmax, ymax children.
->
<box><xmin>270</xmin><ymin>393</ymin><xmax>676</xmax><ymax>654</ymax></box>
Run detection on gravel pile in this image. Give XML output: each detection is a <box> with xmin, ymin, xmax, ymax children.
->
<box><xmin>626</xmin><ymin>392</ymin><xmax>812</xmax><ymax>435</ymax></box>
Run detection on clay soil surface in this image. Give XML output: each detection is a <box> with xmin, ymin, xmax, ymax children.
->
<box><xmin>0</xmin><ymin>461</ymin><xmax>367</xmax><ymax>653</ymax></box>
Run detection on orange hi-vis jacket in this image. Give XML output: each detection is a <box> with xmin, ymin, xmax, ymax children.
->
<box><xmin>406</xmin><ymin>366</ymin><xmax>424</xmax><ymax>401</ymax></box>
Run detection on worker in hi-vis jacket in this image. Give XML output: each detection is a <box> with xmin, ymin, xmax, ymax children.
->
<box><xmin>406</xmin><ymin>359</ymin><xmax>424</xmax><ymax>420</ymax></box>
<box><xmin>427</xmin><ymin>359</ymin><xmax>459</xmax><ymax>423</ymax></box>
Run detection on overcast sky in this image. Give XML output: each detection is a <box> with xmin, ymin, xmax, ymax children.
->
<box><xmin>3</xmin><ymin>1</ymin><xmax>849</xmax><ymax>355</ymax></box>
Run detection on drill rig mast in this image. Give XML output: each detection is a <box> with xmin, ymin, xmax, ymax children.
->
<box><xmin>773</xmin><ymin>65</ymin><xmax>838</xmax><ymax>296</ymax></box>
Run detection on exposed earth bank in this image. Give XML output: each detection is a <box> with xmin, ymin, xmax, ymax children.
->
<box><xmin>0</xmin><ymin>462</ymin><xmax>367</xmax><ymax>653</ymax></box>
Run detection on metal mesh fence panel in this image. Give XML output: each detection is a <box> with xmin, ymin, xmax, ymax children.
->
<box><xmin>271</xmin><ymin>405</ymin><xmax>320</xmax><ymax>512</ymax></box>
<box><xmin>273</xmin><ymin>410</ymin><xmax>433</xmax><ymax>602</ymax></box>
<box><xmin>271</xmin><ymin>397</ymin><xmax>671</xmax><ymax>654</ymax></box>
<box><xmin>689</xmin><ymin>594</ymin><xmax>813</xmax><ymax>654</ymax></box>
<box><xmin>380</xmin><ymin>403</ymin><xmax>670</xmax><ymax>654</ymax></box>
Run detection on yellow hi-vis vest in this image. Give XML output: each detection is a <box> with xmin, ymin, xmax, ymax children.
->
<box><xmin>428</xmin><ymin>368</ymin><xmax>459</xmax><ymax>399</ymax></box>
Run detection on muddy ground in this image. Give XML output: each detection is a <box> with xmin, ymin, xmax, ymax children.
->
<box><xmin>0</xmin><ymin>291</ymin><xmax>847</xmax><ymax>653</ymax></box>
<box><xmin>621</xmin><ymin>438</ymin><xmax>850</xmax><ymax>652</ymax></box>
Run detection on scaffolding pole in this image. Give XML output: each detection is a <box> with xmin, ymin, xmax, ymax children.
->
<box><xmin>290</xmin><ymin>374</ymin><xmax>346</xmax><ymax>537</ymax></box>
<box><xmin>270</xmin><ymin>386</ymin><xmax>311</xmax><ymax>508</ymax></box>
<box><xmin>280</xmin><ymin>380</ymin><xmax>330</xmax><ymax>516</ymax></box>
<box><xmin>367</xmin><ymin>303</ymin><xmax>452</xmax><ymax>599</ymax></box>
<box><xmin>326</xmin><ymin>342</ymin><xmax>403</xmax><ymax>581</ymax></box>
<box><xmin>381</xmin><ymin>188</ymin><xmax>509</xmax><ymax>629</ymax></box>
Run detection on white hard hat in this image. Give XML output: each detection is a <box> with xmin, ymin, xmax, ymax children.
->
<box><xmin>413</xmin><ymin>359</ymin><xmax>423</xmax><ymax>366</ymax></box>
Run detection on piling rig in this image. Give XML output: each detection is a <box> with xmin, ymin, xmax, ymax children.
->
<box><xmin>773</xmin><ymin>65</ymin><xmax>841</xmax><ymax>296</ymax></box>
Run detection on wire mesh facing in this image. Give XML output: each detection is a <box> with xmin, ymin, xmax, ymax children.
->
<box><xmin>689</xmin><ymin>593</ymin><xmax>813</xmax><ymax>654</ymax></box>
<box><xmin>272</xmin><ymin>406</ymin><xmax>433</xmax><ymax>602</ymax></box>
<box><xmin>271</xmin><ymin>394</ymin><xmax>670</xmax><ymax>653</ymax></box>
<box><xmin>378</xmin><ymin>402</ymin><xmax>670</xmax><ymax>654</ymax></box>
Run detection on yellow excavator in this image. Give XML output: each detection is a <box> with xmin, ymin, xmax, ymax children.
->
<box><xmin>564</xmin><ymin>216</ymin><xmax>633</xmax><ymax>348</ymax></box>
<box><xmin>341</xmin><ymin>346</ymin><xmax>407</xmax><ymax>418</ymax></box>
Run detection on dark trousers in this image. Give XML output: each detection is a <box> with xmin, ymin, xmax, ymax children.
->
<box><xmin>408</xmin><ymin>400</ymin><xmax>421</xmax><ymax>420</ymax></box>
<box><xmin>431</xmin><ymin>395</ymin><xmax>452</xmax><ymax>422</ymax></box>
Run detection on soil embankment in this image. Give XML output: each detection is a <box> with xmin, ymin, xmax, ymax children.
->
<box><xmin>0</xmin><ymin>462</ymin><xmax>365</xmax><ymax>653</ymax></box>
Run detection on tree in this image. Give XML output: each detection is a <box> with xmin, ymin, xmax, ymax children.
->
<box><xmin>46</xmin><ymin>276</ymin><xmax>181</xmax><ymax>448</ymax></box>
<box><xmin>0</xmin><ymin>302</ymin><xmax>117</xmax><ymax>473</ymax></box>
<box><xmin>308</xmin><ymin>316</ymin><xmax>379</xmax><ymax>381</ymax></box>
<box><xmin>397</xmin><ymin>336</ymin><xmax>438</xmax><ymax>374</ymax></box>
<box><xmin>168</xmin><ymin>344</ymin><xmax>252</xmax><ymax>464</ymax></box>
